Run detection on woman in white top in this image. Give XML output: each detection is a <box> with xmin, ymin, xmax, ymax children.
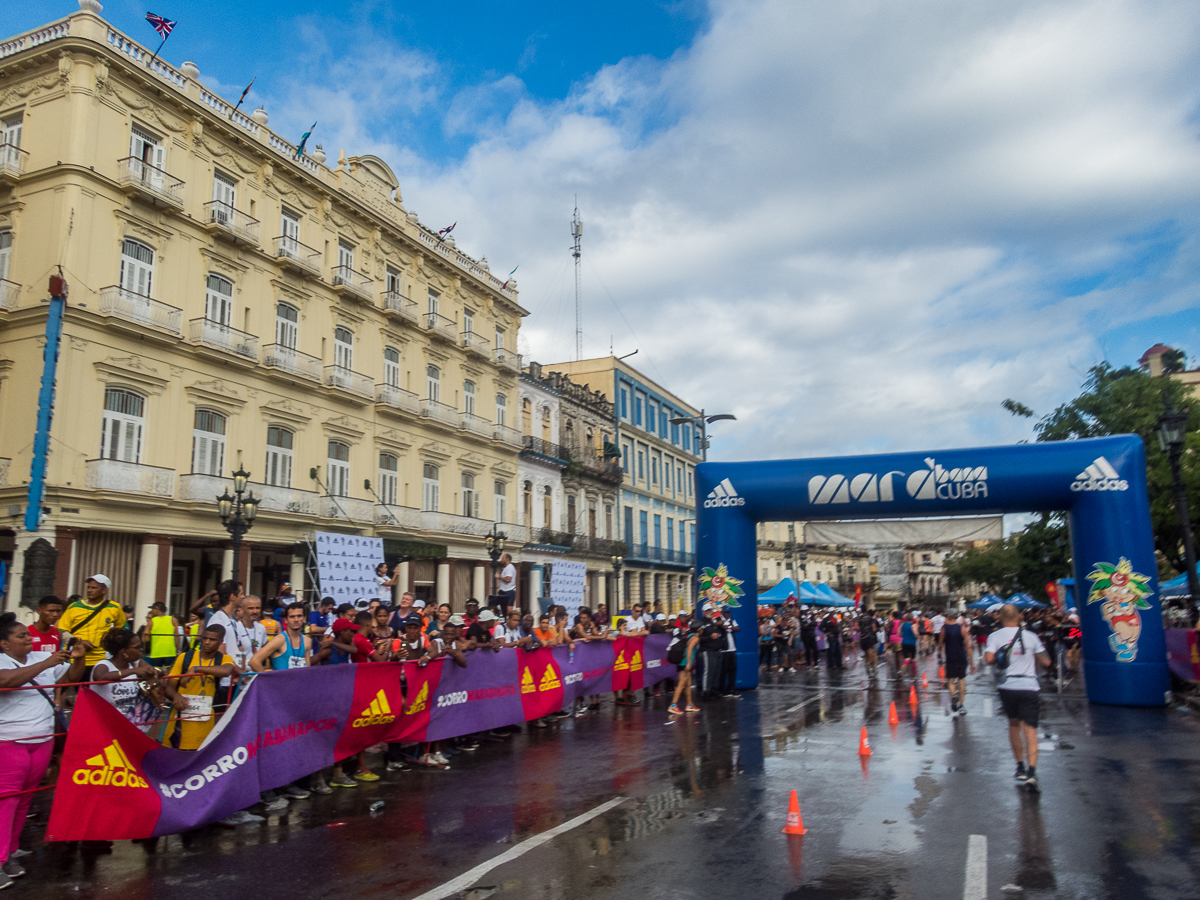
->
<box><xmin>92</xmin><ymin>628</ymin><xmax>160</xmax><ymax>733</ymax></box>
<box><xmin>0</xmin><ymin>613</ymin><xmax>89</xmax><ymax>886</ymax></box>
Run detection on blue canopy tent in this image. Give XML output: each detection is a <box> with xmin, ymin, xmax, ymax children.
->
<box><xmin>816</xmin><ymin>582</ymin><xmax>855</xmax><ymax>607</ymax></box>
<box><xmin>1160</xmin><ymin>571</ymin><xmax>1197</xmax><ymax>599</ymax></box>
<box><xmin>1009</xmin><ymin>593</ymin><xmax>1047</xmax><ymax>609</ymax></box>
<box><xmin>798</xmin><ymin>580</ymin><xmax>832</xmax><ymax>605</ymax></box>
<box><xmin>758</xmin><ymin>577</ymin><xmax>799</xmax><ymax>605</ymax></box>
<box><xmin>966</xmin><ymin>593</ymin><xmax>1004</xmax><ymax>610</ymax></box>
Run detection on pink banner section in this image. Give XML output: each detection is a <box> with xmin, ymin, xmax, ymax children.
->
<box><xmin>47</xmin><ymin>636</ymin><xmax>674</xmax><ymax>841</ymax></box>
<box><xmin>1165</xmin><ymin>628</ymin><xmax>1200</xmax><ymax>682</ymax></box>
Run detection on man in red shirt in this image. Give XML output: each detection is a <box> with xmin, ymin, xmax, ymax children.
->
<box><xmin>29</xmin><ymin>595</ymin><xmax>64</xmax><ymax>653</ymax></box>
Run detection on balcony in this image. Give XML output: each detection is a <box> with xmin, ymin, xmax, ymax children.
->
<box><xmin>204</xmin><ymin>200</ymin><xmax>260</xmax><ymax>244</ymax></box>
<box><xmin>494</xmin><ymin>347</ymin><xmax>522</xmax><ymax>373</ymax></box>
<box><xmin>422</xmin><ymin>311</ymin><xmax>458</xmax><ymax>343</ymax></box>
<box><xmin>529</xmin><ymin>527</ymin><xmax>574</xmax><ymax>549</ymax></box>
<box><xmin>568</xmin><ymin>450</ymin><xmax>624</xmax><ymax>484</ymax></box>
<box><xmin>0</xmin><ymin>144</ymin><xmax>27</xmax><ymax>183</ymax></box>
<box><xmin>180</xmin><ymin>474</ymin><xmax>321</xmax><ymax>515</ymax></box>
<box><xmin>117</xmin><ymin>157</ymin><xmax>184</xmax><ymax>208</ymax></box>
<box><xmin>374</xmin><ymin>503</ymin><xmax>423</xmax><ymax>528</ymax></box>
<box><xmin>494</xmin><ymin>423</ymin><xmax>523</xmax><ymax>448</ymax></box>
<box><xmin>98</xmin><ymin>286</ymin><xmax>182</xmax><ymax>336</ymax></box>
<box><xmin>320</xmin><ymin>496</ymin><xmax>375</xmax><ymax>521</ymax></box>
<box><xmin>85</xmin><ymin>459</ymin><xmax>175</xmax><ymax>499</ymax></box>
<box><xmin>570</xmin><ymin>535</ymin><xmax>627</xmax><ymax>558</ymax></box>
<box><xmin>324</xmin><ymin>365</ymin><xmax>374</xmax><ymax>402</ymax></box>
<box><xmin>376</xmin><ymin>384</ymin><xmax>421</xmax><ymax>416</ymax></box>
<box><xmin>521</xmin><ymin>435</ymin><xmax>569</xmax><ymax>463</ymax></box>
<box><xmin>420</xmin><ymin>398</ymin><xmax>460</xmax><ymax>428</ymax></box>
<box><xmin>625</xmin><ymin>545</ymin><xmax>696</xmax><ymax>567</ymax></box>
<box><xmin>420</xmin><ymin>510</ymin><xmax>526</xmax><ymax>541</ymax></box>
<box><xmin>382</xmin><ymin>290</ymin><xmax>418</xmax><ymax>324</ymax></box>
<box><xmin>460</xmin><ymin>411</ymin><xmax>493</xmax><ymax>439</ymax></box>
<box><xmin>331</xmin><ymin>264</ymin><xmax>374</xmax><ymax>303</ymax></box>
<box><xmin>188</xmin><ymin>318</ymin><xmax>258</xmax><ymax>362</ymax></box>
<box><xmin>0</xmin><ymin>279</ymin><xmax>19</xmax><ymax>311</ymax></box>
<box><xmin>273</xmin><ymin>236</ymin><xmax>322</xmax><ymax>277</ymax></box>
<box><xmin>263</xmin><ymin>344</ymin><xmax>322</xmax><ymax>382</ymax></box>
<box><xmin>460</xmin><ymin>330</ymin><xmax>491</xmax><ymax>359</ymax></box>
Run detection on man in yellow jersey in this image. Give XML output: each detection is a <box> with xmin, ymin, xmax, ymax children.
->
<box><xmin>57</xmin><ymin>575</ymin><xmax>125</xmax><ymax>669</ymax></box>
<box><xmin>144</xmin><ymin>601</ymin><xmax>183</xmax><ymax>668</ymax></box>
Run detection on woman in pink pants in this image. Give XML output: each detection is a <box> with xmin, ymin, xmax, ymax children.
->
<box><xmin>0</xmin><ymin>613</ymin><xmax>89</xmax><ymax>889</ymax></box>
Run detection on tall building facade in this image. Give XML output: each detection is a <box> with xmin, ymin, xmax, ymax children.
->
<box><xmin>0</xmin><ymin>6</ymin><xmax>526</xmax><ymax>617</ymax></box>
<box><xmin>542</xmin><ymin>357</ymin><xmax>699</xmax><ymax>611</ymax></box>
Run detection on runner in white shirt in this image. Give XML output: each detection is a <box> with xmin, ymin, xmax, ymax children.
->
<box><xmin>985</xmin><ymin>604</ymin><xmax>1049</xmax><ymax>792</ymax></box>
<box><xmin>931</xmin><ymin>612</ymin><xmax>947</xmax><ymax>661</ymax></box>
<box><xmin>228</xmin><ymin>595</ymin><xmax>268</xmax><ymax>673</ymax></box>
<box><xmin>493</xmin><ymin>609</ymin><xmax>531</xmax><ymax>648</ymax></box>
<box><xmin>622</xmin><ymin>603</ymin><xmax>649</xmax><ymax>636</ymax></box>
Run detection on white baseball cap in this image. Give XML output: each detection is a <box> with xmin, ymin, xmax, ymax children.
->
<box><xmin>87</xmin><ymin>574</ymin><xmax>111</xmax><ymax>589</ymax></box>
<box><xmin>413</xmin><ymin>599</ymin><xmax>427</xmax><ymax>609</ymax></box>
<box><xmin>353</xmin><ymin>598</ymin><xmax>371</xmax><ymax>611</ymax></box>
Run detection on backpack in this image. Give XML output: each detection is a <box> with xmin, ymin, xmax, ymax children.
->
<box><xmin>993</xmin><ymin>628</ymin><xmax>1024</xmax><ymax>686</ymax></box>
<box><xmin>667</xmin><ymin>637</ymin><xmax>686</xmax><ymax>665</ymax></box>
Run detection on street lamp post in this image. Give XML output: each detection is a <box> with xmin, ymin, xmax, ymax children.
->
<box><xmin>612</xmin><ymin>554</ymin><xmax>623</xmax><ymax>612</ymax></box>
<box><xmin>1157</xmin><ymin>395</ymin><xmax>1200</xmax><ymax>610</ymax></box>
<box><xmin>484</xmin><ymin>524</ymin><xmax>507</xmax><ymax>602</ymax></box>
<box><xmin>217</xmin><ymin>465</ymin><xmax>259</xmax><ymax>585</ymax></box>
<box><xmin>670</xmin><ymin>409</ymin><xmax>737</xmax><ymax>462</ymax></box>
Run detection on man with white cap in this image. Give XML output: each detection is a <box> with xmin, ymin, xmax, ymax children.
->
<box><xmin>58</xmin><ymin>574</ymin><xmax>125</xmax><ymax>668</ymax></box>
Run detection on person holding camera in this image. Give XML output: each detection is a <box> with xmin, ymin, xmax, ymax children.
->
<box><xmin>985</xmin><ymin>604</ymin><xmax>1050</xmax><ymax>791</ymax></box>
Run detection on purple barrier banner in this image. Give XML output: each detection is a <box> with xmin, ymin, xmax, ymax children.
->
<box><xmin>558</xmin><ymin>641</ymin><xmax>615</xmax><ymax>707</ymax></box>
<box><xmin>1166</xmin><ymin>628</ymin><xmax>1200</xmax><ymax>682</ymax></box>
<box><xmin>426</xmin><ymin>649</ymin><xmax>523</xmax><ymax>741</ymax></box>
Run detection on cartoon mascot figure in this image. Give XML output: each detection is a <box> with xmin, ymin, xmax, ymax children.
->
<box><xmin>1086</xmin><ymin>558</ymin><xmax>1153</xmax><ymax>663</ymax></box>
<box><xmin>698</xmin><ymin>563</ymin><xmax>746</xmax><ymax>610</ymax></box>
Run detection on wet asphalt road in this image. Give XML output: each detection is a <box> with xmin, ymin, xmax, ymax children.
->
<box><xmin>16</xmin><ymin>654</ymin><xmax>1200</xmax><ymax>900</ymax></box>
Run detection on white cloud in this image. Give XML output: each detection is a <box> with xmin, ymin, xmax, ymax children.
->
<box><xmin>267</xmin><ymin>0</ymin><xmax>1200</xmax><ymax>461</ymax></box>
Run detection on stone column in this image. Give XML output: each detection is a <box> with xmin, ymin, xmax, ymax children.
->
<box><xmin>222</xmin><ymin>545</ymin><xmax>235</xmax><ymax>582</ymax></box>
<box><xmin>396</xmin><ymin>561</ymin><xmax>410</xmax><ymax>595</ymax></box>
<box><xmin>134</xmin><ymin>537</ymin><xmax>160</xmax><ymax>622</ymax></box>
<box><xmin>528</xmin><ymin>563</ymin><xmax>544</xmax><ymax>613</ymax></box>
<box><xmin>597</xmin><ymin>573</ymin><xmax>607</xmax><ymax>611</ymax></box>
<box><xmin>290</xmin><ymin>551</ymin><xmax>306</xmax><ymax>604</ymax></box>
<box><xmin>53</xmin><ymin>526</ymin><xmax>80</xmax><ymax>599</ymax></box>
<box><xmin>473</xmin><ymin>564</ymin><xmax>487</xmax><ymax>602</ymax></box>
<box><xmin>436</xmin><ymin>561</ymin><xmax>451</xmax><ymax>607</ymax></box>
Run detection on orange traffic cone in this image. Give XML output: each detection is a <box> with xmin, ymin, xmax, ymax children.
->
<box><xmin>938</xmin><ymin>665</ymin><xmax>945</xmax><ymax>680</ymax></box>
<box><xmin>888</xmin><ymin>701</ymin><xmax>900</xmax><ymax>725</ymax></box>
<box><xmin>781</xmin><ymin>789</ymin><xmax>808</xmax><ymax>835</ymax></box>
<box><xmin>909</xmin><ymin>685</ymin><xmax>918</xmax><ymax>706</ymax></box>
<box><xmin>921</xmin><ymin>673</ymin><xmax>929</xmax><ymax>689</ymax></box>
<box><xmin>858</xmin><ymin>726</ymin><xmax>872</xmax><ymax>757</ymax></box>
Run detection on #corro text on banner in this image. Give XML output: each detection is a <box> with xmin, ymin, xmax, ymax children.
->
<box><xmin>314</xmin><ymin>531</ymin><xmax>383</xmax><ymax>603</ymax></box>
<box><xmin>47</xmin><ymin>636</ymin><xmax>671</xmax><ymax>841</ymax></box>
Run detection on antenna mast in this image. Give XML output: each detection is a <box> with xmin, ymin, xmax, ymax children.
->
<box><xmin>571</xmin><ymin>203</ymin><xmax>582</xmax><ymax>361</ymax></box>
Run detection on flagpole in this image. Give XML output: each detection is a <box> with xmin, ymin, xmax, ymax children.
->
<box><xmin>146</xmin><ymin>32</ymin><xmax>172</xmax><ymax>68</ymax></box>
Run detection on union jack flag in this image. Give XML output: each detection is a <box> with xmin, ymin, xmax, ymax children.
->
<box><xmin>145</xmin><ymin>12</ymin><xmax>177</xmax><ymax>39</ymax></box>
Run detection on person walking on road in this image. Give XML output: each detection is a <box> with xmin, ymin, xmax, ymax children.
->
<box><xmin>939</xmin><ymin>612</ymin><xmax>974</xmax><ymax>713</ymax></box>
<box><xmin>669</xmin><ymin>624</ymin><xmax>701</xmax><ymax>715</ymax></box>
<box><xmin>985</xmin><ymin>604</ymin><xmax>1050</xmax><ymax>791</ymax></box>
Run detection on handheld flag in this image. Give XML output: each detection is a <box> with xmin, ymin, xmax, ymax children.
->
<box><xmin>232</xmin><ymin>76</ymin><xmax>256</xmax><ymax>115</ymax></box>
<box><xmin>437</xmin><ymin>222</ymin><xmax>456</xmax><ymax>240</ymax></box>
<box><xmin>144</xmin><ymin>12</ymin><xmax>178</xmax><ymax>67</ymax></box>
<box><xmin>501</xmin><ymin>265</ymin><xmax>518</xmax><ymax>289</ymax></box>
<box><xmin>296</xmin><ymin>122</ymin><xmax>316</xmax><ymax>159</ymax></box>
<box><xmin>853</xmin><ymin>585</ymin><xmax>862</xmax><ymax>608</ymax></box>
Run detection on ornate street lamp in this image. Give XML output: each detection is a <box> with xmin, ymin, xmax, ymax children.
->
<box><xmin>217</xmin><ymin>465</ymin><xmax>259</xmax><ymax>584</ymax></box>
<box><xmin>1157</xmin><ymin>395</ymin><xmax>1200</xmax><ymax>609</ymax></box>
<box><xmin>612</xmin><ymin>554</ymin><xmax>623</xmax><ymax>612</ymax></box>
<box><xmin>485</xmin><ymin>524</ymin><xmax>507</xmax><ymax>600</ymax></box>
<box><xmin>669</xmin><ymin>410</ymin><xmax>737</xmax><ymax>462</ymax></box>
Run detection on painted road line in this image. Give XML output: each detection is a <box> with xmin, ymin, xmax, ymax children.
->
<box><xmin>406</xmin><ymin>796</ymin><xmax>629</xmax><ymax>900</ymax></box>
<box><xmin>964</xmin><ymin>834</ymin><xmax>987</xmax><ymax>900</ymax></box>
<box><xmin>786</xmin><ymin>697</ymin><xmax>819</xmax><ymax>713</ymax></box>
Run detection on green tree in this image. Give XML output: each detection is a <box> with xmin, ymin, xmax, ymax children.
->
<box><xmin>945</xmin><ymin>514</ymin><xmax>1070</xmax><ymax>600</ymax></box>
<box><xmin>1010</xmin><ymin>363</ymin><xmax>1199</xmax><ymax>574</ymax></box>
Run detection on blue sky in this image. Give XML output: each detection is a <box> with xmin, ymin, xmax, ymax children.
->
<box><xmin>5</xmin><ymin>0</ymin><xmax>1200</xmax><ymax>465</ymax></box>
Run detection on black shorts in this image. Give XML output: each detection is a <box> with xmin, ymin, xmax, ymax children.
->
<box><xmin>901</xmin><ymin>644</ymin><xmax>917</xmax><ymax>660</ymax></box>
<box><xmin>860</xmin><ymin>639</ymin><xmax>876</xmax><ymax>651</ymax></box>
<box><xmin>998</xmin><ymin>689</ymin><xmax>1040</xmax><ymax>727</ymax></box>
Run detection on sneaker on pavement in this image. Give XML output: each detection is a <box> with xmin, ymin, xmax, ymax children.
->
<box><xmin>310</xmin><ymin>781</ymin><xmax>332</xmax><ymax>795</ymax></box>
<box><xmin>1</xmin><ymin>861</ymin><xmax>24</xmax><ymax>878</ymax></box>
<box><xmin>958</xmin><ymin>706</ymin><xmax>968</xmax><ymax>716</ymax></box>
<box><xmin>1014</xmin><ymin>764</ymin><xmax>1028</xmax><ymax>783</ymax></box>
<box><xmin>553</xmin><ymin>710</ymin><xmax>572</xmax><ymax>719</ymax></box>
<box><xmin>8</xmin><ymin>851</ymin><xmax>29</xmax><ymax>860</ymax></box>
<box><xmin>218</xmin><ymin>810</ymin><xmax>264</xmax><ymax>826</ymax></box>
<box><xmin>1025</xmin><ymin>773</ymin><xmax>1040</xmax><ymax>792</ymax></box>
<box><xmin>0</xmin><ymin>871</ymin><xmax>13</xmax><ymax>891</ymax></box>
<box><xmin>354</xmin><ymin>770</ymin><xmax>380</xmax><ymax>782</ymax></box>
<box><xmin>260</xmin><ymin>798</ymin><xmax>289</xmax><ymax>813</ymax></box>
<box><xmin>432</xmin><ymin>752</ymin><xmax>450</xmax><ymax>765</ymax></box>
<box><xmin>386</xmin><ymin>760</ymin><xmax>412</xmax><ymax>772</ymax></box>
<box><xmin>282</xmin><ymin>785</ymin><xmax>311</xmax><ymax>799</ymax></box>
<box><xmin>330</xmin><ymin>776</ymin><xmax>357</xmax><ymax>788</ymax></box>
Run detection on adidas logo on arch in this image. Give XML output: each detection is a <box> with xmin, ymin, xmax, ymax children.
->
<box><xmin>704</xmin><ymin>477</ymin><xmax>746</xmax><ymax>508</ymax></box>
<box><xmin>1071</xmin><ymin>457</ymin><xmax>1128</xmax><ymax>493</ymax></box>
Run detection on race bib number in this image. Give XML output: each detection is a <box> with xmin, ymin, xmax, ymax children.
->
<box><xmin>181</xmin><ymin>694</ymin><xmax>214</xmax><ymax>721</ymax></box>
<box><xmin>288</xmin><ymin>654</ymin><xmax>307</xmax><ymax>669</ymax></box>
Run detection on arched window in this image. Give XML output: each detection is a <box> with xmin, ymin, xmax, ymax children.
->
<box><xmin>542</xmin><ymin>484</ymin><xmax>553</xmax><ymax>528</ymax></box>
<box><xmin>522</xmin><ymin>480</ymin><xmax>533</xmax><ymax>523</ymax></box>
<box><xmin>494</xmin><ymin>480</ymin><xmax>507</xmax><ymax>523</ymax></box>
<box><xmin>205</xmin><ymin>274</ymin><xmax>233</xmax><ymax>325</ymax></box>
<box><xmin>496</xmin><ymin>392</ymin><xmax>507</xmax><ymax>426</ymax></box>
<box><xmin>564</xmin><ymin>419</ymin><xmax>575</xmax><ymax>451</ymax></box>
<box><xmin>378</xmin><ymin>452</ymin><xmax>398</xmax><ymax>506</ymax></box>
<box><xmin>422</xmin><ymin>463</ymin><xmax>439</xmax><ymax>511</ymax></box>
<box><xmin>265</xmin><ymin>425</ymin><xmax>293</xmax><ymax>487</ymax></box>
<box><xmin>119</xmin><ymin>239</ymin><xmax>154</xmax><ymax>297</ymax></box>
<box><xmin>541</xmin><ymin>406</ymin><xmax>551</xmax><ymax>442</ymax></box>
<box><xmin>384</xmin><ymin>347</ymin><xmax>400</xmax><ymax>388</ymax></box>
<box><xmin>463</xmin><ymin>380</ymin><xmax>476</xmax><ymax>415</ymax></box>
<box><xmin>426</xmin><ymin>365</ymin><xmax>440</xmax><ymax>402</ymax></box>
<box><xmin>100</xmin><ymin>388</ymin><xmax>145</xmax><ymax>462</ymax></box>
<box><xmin>191</xmin><ymin>408</ymin><xmax>227</xmax><ymax>475</ymax></box>
<box><xmin>462</xmin><ymin>472</ymin><xmax>479</xmax><ymax>518</ymax></box>
<box><xmin>521</xmin><ymin>397</ymin><xmax>532</xmax><ymax>435</ymax></box>
<box><xmin>327</xmin><ymin>440</ymin><xmax>350</xmax><ymax>496</ymax></box>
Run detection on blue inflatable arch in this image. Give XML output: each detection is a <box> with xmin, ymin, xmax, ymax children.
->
<box><xmin>694</xmin><ymin>435</ymin><xmax>1168</xmax><ymax>707</ymax></box>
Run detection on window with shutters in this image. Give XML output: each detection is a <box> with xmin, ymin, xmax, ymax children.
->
<box><xmin>119</xmin><ymin>239</ymin><xmax>154</xmax><ymax>298</ymax></box>
<box><xmin>334</xmin><ymin>326</ymin><xmax>353</xmax><ymax>370</ymax></box>
<box><xmin>463</xmin><ymin>308</ymin><xmax>474</xmax><ymax>334</ymax></box>
<box><xmin>191</xmin><ymin>408</ymin><xmax>227</xmax><ymax>475</ymax></box>
<box><xmin>128</xmin><ymin>124</ymin><xmax>164</xmax><ymax>191</ymax></box>
<box><xmin>212</xmin><ymin>170</ymin><xmax>237</xmax><ymax>221</ymax></box>
<box><xmin>567</xmin><ymin>495</ymin><xmax>577</xmax><ymax>534</ymax></box>
<box><xmin>522</xmin><ymin>480</ymin><xmax>532</xmax><ymax>523</ymax></box>
<box><xmin>521</xmin><ymin>398</ymin><xmax>532</xmax><ymax>435</ymax></box>
<box><xmin>327</xmin><ymin>441</ymin><xmax>350</xmax><ymax>497</ymax></box>
<box><xmin>541</xmin><ymin>406</ymin><xmax>551</xmax><ymax>441</ymax></box>
<box><xmin>280</xmin><ymin>208</ymin><xmax>300</xmax><ymax>255</ymax></box>
<box><xmin>426</xmin><ymin>365</ymin><xmax>440</xmax><ymax>402</ymax></box>
<box><xmin>337</xmin><ymin>240</ymin><xmax>354</xmax><ymax>271</ymax></box>
<box><xmin>543</xmin><ymin>485</ymin><xmax>553</xmax><ymax>528</ymax></box>
<box><xmin>384</xmin><ymin>347</ymin><xmax>400</xmax><ymax>388</ymax></box>
<box><xmin>265</xmin><ymin>426</ymin><xmax>293</xmax><ymax>487</ymax></box>
<box><xmin>494</xmin><ymin>326</ymin><xmax>505</xmax><ymax>351</ymax></box>
<box><xmin>427</xmin><ymin>288</ymin><xmax>439</xmax><ymax>316</ymax></box>
<box><xmin>378</xmin><ymin>453</ymin><xmax>398</xmax><ymax>506</ymax></box>
<box><xmin>461</xmin><ymin>472</ymin><xmax>479</xmax><ymax>518</ymax></box>
<box><xmin>276</xmin><ymin>303</ymin><xmax>298</xmax><ymax>349</ymax></box>
<box><xmin>494</xmin><ymin>481</ymin><xmax>507</xmax><ymax>523</ymax></box>
<box><xmin>2</xmin><ymin>115</ymin><xmax>23</xmax><ymax>152</ymax></box>
<box><xmin>0</xmin><ymin>231</ymin><xmax>10</xmax><ymax>285</ymax></box>
<box><xmin>495</xmin><ymin>393</ymin><xmax>507</xmax><ymax>426</ymax></box>
<box><xmin>422</xmin><ymin>463</ymin><xmax>439</xmax><ymax>511</ymax></box>
<box><xmin>386</xmin><ymin>266</ymin><xmax>401</xmax><ymax>295</ymax></box>
<box><xmin>205</xmin><ymin>274</ymin><xmax>233</xmax><ymax>325</ymax></box>
<box><xmin>463</xmin><ymin>380</ymin><xmax>476</xmax><ymax>415</ymax></box>
<box><xmin>100</xmin><ymin>388</ymin><xmax>145</xmax><ymax>463</ymax></box>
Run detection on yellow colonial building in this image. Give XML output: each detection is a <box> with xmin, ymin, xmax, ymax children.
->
<box><xmin>0</xmin><ymin>4</ymin><xmax>529</xmax><ymax>618</ymax></box>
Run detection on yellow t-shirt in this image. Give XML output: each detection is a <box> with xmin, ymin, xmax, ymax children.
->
<box><xmin>162</xmin><ymin>650</ymin><xmax>233</xmax><ymax>750</ymax></box>
<box><xmin>58</xmin><ymin>599</ymin><xmax>127</xmax><ymax>665</ymax></box>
